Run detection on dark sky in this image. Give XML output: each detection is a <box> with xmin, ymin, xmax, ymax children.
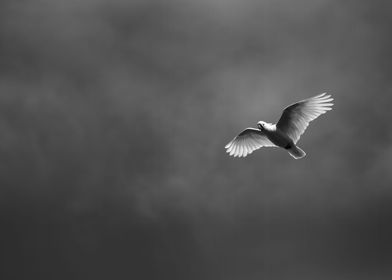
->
<box><xmin>1</xmin><ymin>0</ymin><xmax>392</xmax><ymax>279</ymax></box>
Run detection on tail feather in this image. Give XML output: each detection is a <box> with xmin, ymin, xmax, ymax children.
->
<box><xmin>287</xmin><ymin>145</ymin><xmax>306</xmax><ymax>159</ymax></box>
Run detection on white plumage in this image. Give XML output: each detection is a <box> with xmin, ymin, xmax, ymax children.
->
<box><xmin>225</xmin><ymin>93</ymin><xmax>334</xmax><ymax>159</ymax></box>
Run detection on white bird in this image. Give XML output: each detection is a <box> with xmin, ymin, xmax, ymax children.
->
<box><xmin>225</xmin><ymin>93</ymin><xmax>334</xmax><ymax>159</ymax></box>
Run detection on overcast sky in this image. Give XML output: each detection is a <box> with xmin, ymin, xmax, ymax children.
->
<box><xmin>1</xmin><ymin>0</ymin><xmax>392</xmax><ymax>279</ymax></box>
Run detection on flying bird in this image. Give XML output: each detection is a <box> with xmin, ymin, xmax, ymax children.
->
<box><xmin>225</xmin><ymin>93</ymin><xmax>334</xmax><ymax>159</ymax></box>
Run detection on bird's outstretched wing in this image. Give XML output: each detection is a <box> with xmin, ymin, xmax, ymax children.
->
<box><xmin>225</xmin><ymin>128</ymin><xmax>276</xmax><ymax>157</ymax></box>
<box><xmin>276</xmin><ymin>93</ymin><xmax>333</xmax><ymax>143</ymax></box>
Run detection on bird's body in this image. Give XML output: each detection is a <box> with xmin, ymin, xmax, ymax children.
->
<box><xmin>261</xmin><ymin>124</ymin><xmax>291</xmax><ymax>147</ymax></box>
<box><xmin>225</xmin><ymin>93</ymin><xmax>334</xmax><ymax>159</ymax></box>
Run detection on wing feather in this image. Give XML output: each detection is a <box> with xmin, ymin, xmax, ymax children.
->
<box><xmin>225</xmin><ymin>128</ymin><xmax>276</xmax><ymax>158</ymax></box>
<box><xmin>276</xmin><ymin>93</ymin><xmax>334</xmax><ymax>143</ymax></box>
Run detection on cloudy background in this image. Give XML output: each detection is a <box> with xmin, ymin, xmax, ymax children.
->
<box><xmin>1</xmin><ymin>0</ymin><xmax>392</xmax><ymax>279</ymax></box>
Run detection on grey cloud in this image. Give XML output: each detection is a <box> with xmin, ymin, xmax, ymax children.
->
<box><xmin>1</xmin><ymin>0</ymin><xmax>392</xmax><ymax>279</ymax></box>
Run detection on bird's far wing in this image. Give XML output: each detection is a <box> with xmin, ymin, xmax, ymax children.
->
<box><xmin>225</xmin><ymin>128</ymin><xmax>276</xmax><ymax>158</ymax></box>
<box><xmin>276</xmin><ymin>93</ymin><xmax>334</xmax><ymax>143</ymax></box>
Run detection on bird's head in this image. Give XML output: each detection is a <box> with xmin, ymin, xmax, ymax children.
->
<box><xmin>257</xmin><ymin>121</ymin><xmax>265</xmax><ymax>130</ymax></box>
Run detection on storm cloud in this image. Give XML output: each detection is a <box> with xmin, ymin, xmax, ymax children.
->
<box><xmin>1</xmin><ymin>0</ymin><xmax>392</xmax><ymax>279</ymax></box>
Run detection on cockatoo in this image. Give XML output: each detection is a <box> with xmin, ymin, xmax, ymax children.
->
<box><xmin>225</xmin><ymin>93</ymin><xmax>334</xmax><ymax>159</ymax></box>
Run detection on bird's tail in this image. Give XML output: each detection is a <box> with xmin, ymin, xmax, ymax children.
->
<box><xmin>287</xmin><ymin>145</ymin><xmax>306</xmax><ymax>159</ymax></box>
